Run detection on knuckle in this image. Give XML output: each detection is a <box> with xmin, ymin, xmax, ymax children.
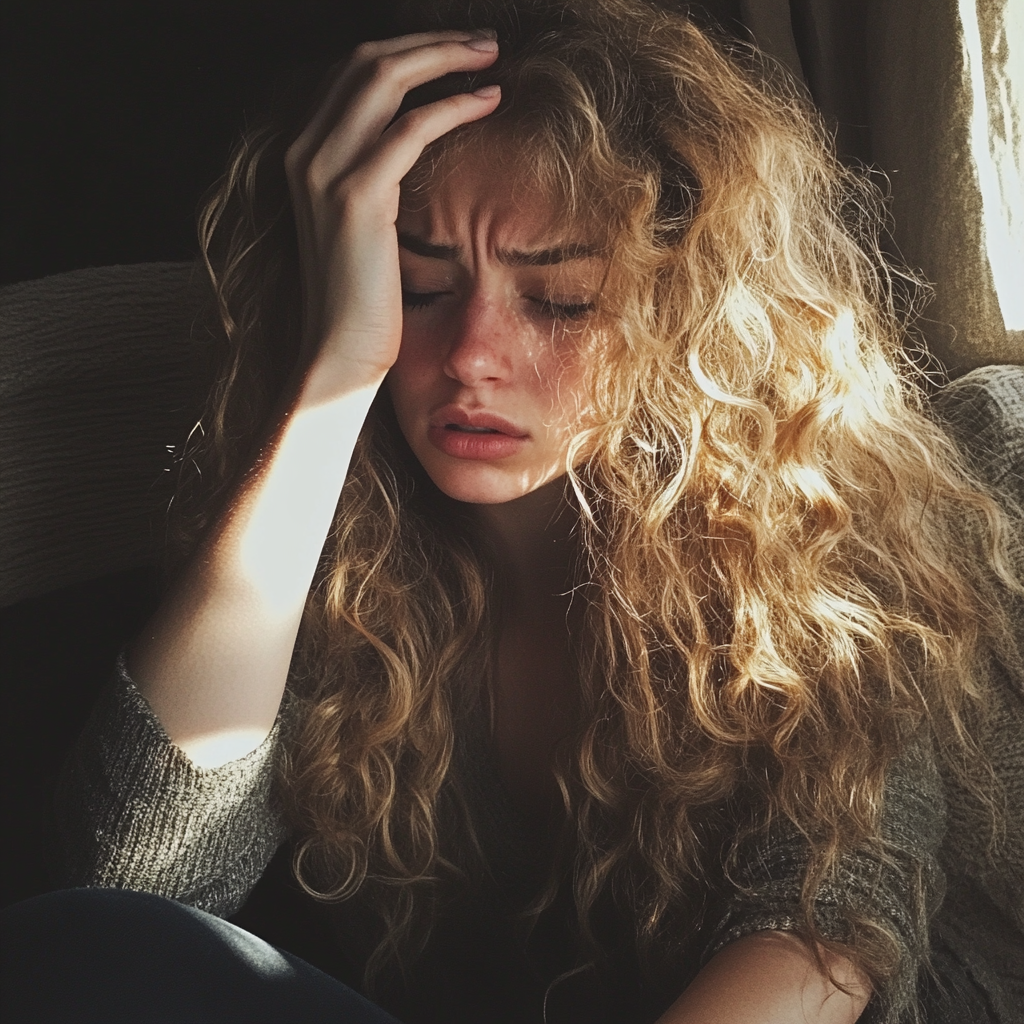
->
<box><xmin>395</xmin><ymin>105</ymin><xmax>432</xmax><ymax>137</ymax></box>
<box><xmin>363</xmin><ymin>57</ymin><xmax>391</xmax><ymax>87</ymax></box>
<box><xmin>336</xmin><ymin>165</ymin><xmax>372</xmax><ymax>202</ymax></box>
<box><xmin>303</xmin><ymin>152</ymin><xmax>334</xmax><ymax>195</ymax></box>
<box><xmin>351</xmin><ymin>39</ymin><xmax>382</xmax><ymax>63</ymax></box>
<box><xmin>306</xmin><ymin>164</ymin><xmax>332</xmax><ymax>197</ymax></box>
<box><xmin>334</xmin><ymin>172</ymin><xmax>393</xmax><ymax>221</ymax></box>
<box><xmin>367</xmin><ymin>52</ymin><xmax>403</xmax><ymax>87</ymax></box>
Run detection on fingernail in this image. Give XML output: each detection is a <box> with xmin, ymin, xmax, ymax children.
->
<box><xmin>464</xmin><ymin>37</ymin><xmax>498</xmax><ymax>51</ymax></box>
<box><xmin>473</xmin><ymin>84</ymin><xmax>500</xmax><ymax>98</ymax></box>
<box><xmin>470</xmin><ymin>28</ymin><xmax>498</xmax><ymax>39</ymax></box>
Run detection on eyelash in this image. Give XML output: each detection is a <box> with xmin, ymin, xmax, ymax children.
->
<box><xmin>401</xmin><ymin>290</ymin><xmax>445</xmax><ymax>310</ymax></box>
<box><xmin>401</xmin><ymin>290</ymin><xmax>595</xmax><ymax>321</ymax></box>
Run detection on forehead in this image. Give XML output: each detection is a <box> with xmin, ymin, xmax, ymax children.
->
<box><xmin>398</xmin><ymin>141</ymin><xmax>597</xmax><ymax>251</ymax></box>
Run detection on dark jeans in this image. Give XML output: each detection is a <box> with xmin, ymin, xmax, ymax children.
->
<box><xmin>0</xmin><ymin>888</ymin><xmax>402</xmax><ymax>1023</ymax></box>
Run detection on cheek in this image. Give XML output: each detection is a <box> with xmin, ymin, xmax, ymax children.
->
<box><xmin>394</xmin><ymin>323</ymin><xmax>435</xmax><ymax>374</ymax></box>
<box><xmin>538</xmin><ymin>345</ymin><xmax>592</xmax><ymax>425</ymax></box>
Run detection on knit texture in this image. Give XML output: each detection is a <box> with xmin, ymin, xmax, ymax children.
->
<box><xmin>930</xmin><ymin>365</ymin><xmax>1024</xmax><ymax>1024</ymax></box>
<box><xmin>705</xmin><ymin>735</ymin><xmax>946</xmax><ymax>1024</ymax></box>
<box><xmin>55</xmin><ymin>655</ymin><xmax>288</xmax><ymax>918</ymax></box>
<box><xmin>0</xmin><ymin>262</ymin><xmax>209</xmax><ymax>609</ymax></box>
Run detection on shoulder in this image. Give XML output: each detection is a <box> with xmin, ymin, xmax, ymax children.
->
<box><xmin>931</xmin><ymin>364</ymin><xmax>1024</xmax><ymax>508</ymax></box>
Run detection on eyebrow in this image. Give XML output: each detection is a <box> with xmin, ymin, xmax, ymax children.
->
<box><xmin>397</xmin><ymin>232</ymin><xmax>603</xmax><ymax>266</ymax></box>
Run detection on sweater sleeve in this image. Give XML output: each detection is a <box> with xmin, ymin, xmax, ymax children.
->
<box><xmin>703</xmin><ymin>735</ymin><xmax>946</xmax><ymax>1024</ymax></box>
<box><xmin>53</xmin><ymin>653</ymin><xmax>290</xmax><ymax>918</ymax></box>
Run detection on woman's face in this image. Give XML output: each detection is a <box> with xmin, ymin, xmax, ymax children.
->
<box><xmin>387</xmin><ymin>152</ymin><xmax>606</xmax><ymax>506</ymax></box>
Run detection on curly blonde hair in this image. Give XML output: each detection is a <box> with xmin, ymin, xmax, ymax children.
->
<box><xmin>172</xmin><ymin>0</ymin><xmax>1018</xmax><ymax>1010</ymax></box>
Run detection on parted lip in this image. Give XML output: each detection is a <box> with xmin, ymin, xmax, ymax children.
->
<box><xmin>429</xmin><ymin>405</ymin><xmax>529</xmax><ymax>437</ymax></box>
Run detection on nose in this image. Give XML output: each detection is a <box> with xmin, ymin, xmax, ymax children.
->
<box><xmin>442</xmin><ymin>290</ymin><xmax>516</xmax><ymax>387</ymax></box>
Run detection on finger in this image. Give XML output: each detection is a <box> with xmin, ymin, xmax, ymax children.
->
<box><xmin>355</xmin><ymin>28</ymin><xmax>495</xmax><ymax>59</ymax></box>
<box><xmin>295</xmin><ymin>32</ymin><xmax>482</xmax><ymax>153</ymax></box>
<box><xmin>308</xmin><ymin>39</ymin><xmax>499</xmax><ymax>191</ymax></box>
<box><xmin>344</xmin><ymin>86</ymin><xmax>502</xmax><ymax>206</ymax></box>
<box><xmin>287</xmin><ymin>31</ymin><xmax>490</xmax><ymax>174</ymax></box>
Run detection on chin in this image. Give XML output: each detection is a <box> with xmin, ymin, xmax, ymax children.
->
<box><xmin>426</xmin><ymin>469</ymin><xmax>532</xmax><ymax>505</ymax></box>
<box><xmin>418</xmin><ymin>456</ymin><xmax>558</xmax><ymax>507</ymax></box>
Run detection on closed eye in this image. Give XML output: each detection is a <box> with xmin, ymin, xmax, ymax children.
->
<box><xmin>531</xmin><ymin>298</ymin><xmax>596</xmax><ymax>321</ymax></box>
<box><xmin>401</xmin><ymin>291</ymin><xmax>596</xmax><ymax>320</ymax></box>
<box><xmin>401</xmin><ymin>290</ymin><xmax>447</xmax><ymax>309</ymax></box>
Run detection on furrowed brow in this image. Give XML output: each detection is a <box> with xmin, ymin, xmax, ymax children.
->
<box><xmin>397</xmin><ymin>233</ymin><xmax>602</xmax><ymax>266</ymax></box>
<box><xmin>397</xmin><ymin>233</ymin><xmax>461</xmax><ymax>261</ymax></box>
<box><xmin>497</xmin><ymin>243</ymin><xmax>604</xmax><ymax>266</ymax></box>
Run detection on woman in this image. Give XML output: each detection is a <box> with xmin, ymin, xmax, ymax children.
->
<box><xmin>5</xmin><ymin>0</ymin><xmax>1022</xmax><ymax>1021</ymax></box>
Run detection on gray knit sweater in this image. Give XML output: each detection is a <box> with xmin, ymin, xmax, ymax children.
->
<box><xmin>53</xmin><ymin>367</ymin><xmax>1024</xmax><ymax>1024</ymax></box>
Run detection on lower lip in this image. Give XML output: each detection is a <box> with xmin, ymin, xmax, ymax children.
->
<box><xmin>428</xmin><ymin>425</ymin><xmax>529</xmax><ymax>460</ymax></box>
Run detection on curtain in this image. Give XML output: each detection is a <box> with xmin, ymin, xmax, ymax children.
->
<box><xmin>730</xmin><ymin>0</ymin><xmax>1024</xmax><ymax>376</ymax></box>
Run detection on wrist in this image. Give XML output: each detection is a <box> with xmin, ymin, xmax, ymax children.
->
<box><xmin>294</xmin><ymin>351</ymin><xmax>389</xmax><ymax>411</ymax></box>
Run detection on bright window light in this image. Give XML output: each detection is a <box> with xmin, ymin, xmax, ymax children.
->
<box><xmin>958</xmin><ymin>0</ymin><xmax>1024</xmax><ymax>329</ymax></box>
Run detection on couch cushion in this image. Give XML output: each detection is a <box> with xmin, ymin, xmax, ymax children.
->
<box><xmin>0</xmin><ymin>262</ymin><xmax>209</xmax><ymax>608</ymax></box>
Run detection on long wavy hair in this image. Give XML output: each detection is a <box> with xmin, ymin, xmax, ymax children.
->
<box><xmin>170</xmin><ymin>0</ymin><xmax>1019</xmax><ymax>1013</ymax></box>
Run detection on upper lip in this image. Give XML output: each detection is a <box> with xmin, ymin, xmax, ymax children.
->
<box><xmin>429</xmin><ymin>405</ymin><xmax>529</xmax><ymax>437</ymax></box>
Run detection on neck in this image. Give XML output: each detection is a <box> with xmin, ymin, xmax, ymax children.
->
<box><xmin>470</xmin><ymin>476</ymin><xmax>579</xmax><ymax>614</ymax></box>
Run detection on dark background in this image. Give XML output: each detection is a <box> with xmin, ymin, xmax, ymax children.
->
<box><xmin>1</xmin><ymin>1</ymin><xmax>401</xmax><ymax>285</ymax></box>
<box><xmin>1</xmin><ymin>0</ymin><xmax>774</xmax><ymax>287</ymax></box>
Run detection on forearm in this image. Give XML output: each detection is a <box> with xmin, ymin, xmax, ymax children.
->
<box><xmin>127</xmin><ymin>362</ymin><xmax>383</xmax><ymax>768</ymax></box>
<box><xmin>656</xmin><ymin>932</ymin><xmax>871</xmax><ymax>1024</ymax></box>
